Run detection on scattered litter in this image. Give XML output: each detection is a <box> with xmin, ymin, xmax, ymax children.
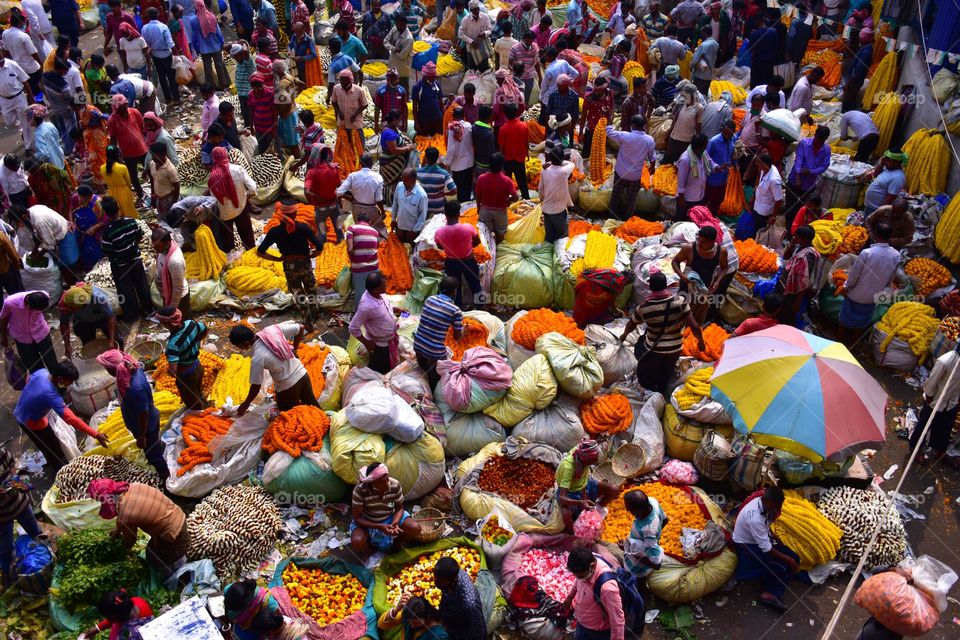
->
<box><xmin>786</xmin><ymin>622</ymin><xmax>794</xmax><ymax>627</ymax></box>
<box><xmin>246</xmin><ymin>316</ymin><xmax>262</xmax><ymax>324</ymax></box>
<box><xmin>715</xmin><ymin>596</ymin><xmax>728</xmax><ymax>608</ymax></box>
<box><xmin>16</xmin><ymin>451</ymin><xmax>45</xmax><ymax>475</ymax></box>
<box><xmin>809</xmin><ymin>619</ymin><xmax>815</xmax><ymax>626</ymax></box>
<box><xmin>924</xmin><ymin>486</ymin><xmax>935</xmax><ymax>495</ymax></box>
<box><xmin>645</xmin><ymin>609</ymin><xmax>660</xmax><ymax>623</ymax></box>
<box><xmin>883</xmin><ymin>464</ymin><xmax>899</xmax><ymax>480</ymax></box>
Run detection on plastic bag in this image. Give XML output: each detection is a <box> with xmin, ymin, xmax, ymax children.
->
<box><xmin>5</xmin><ymin>347</ymin><xmax>26</xmax><ymax>390</ymax></box>
<box><xmin>478</xmin><ymin>507</ymin><xmax>518</xmax><ymax>569</ymax></box>
<box><xmin>384</xmin><ymin>432</ymin><xmax>445</xmax><ymax>500</ymax></box>
<box><xmin>404</xmin><ymin>267</ymin><xmax>443</xmax><ymax>314</ymax></box>
<box><xmin>659</xmin><ymin>459</ymin><xmax>699</xmax><ymax>485</ymax></box>
<box><xmin>482</xmin><ymin>353</ymin><xmax>558</xmax><ymax>427</ymax></box>
<box><xmin>48</xmin><ymin>411</ymin><xmax>82</xmax><ymax>461</ymax></box>
<box><xmin>853</xmin><ymin>566</ymin><xmax>946</xmax><ymax>636</ymax></box>
<box><xmin>59</xmin><ymin>231</ymin><xmax>79</xmax><ymax>266</ymax></box>
<box><xmin>437</xmin><ymin>396</ymin><xmax>506</xmax><ymax>457</ymax></box>
<box><xmin>173</xmin><ymin>55</ymin><xmax>194</xmax><ymax>84</ymax></box>
<box><xmin>901</xmin><ymin>555</ymin><xmax>958</xmax><ymax>613</ymax></box>
<box><xmin>41</xmin><ymin>484</ymin><xmax>115</xmax><ymax>531</ymax></box>
<box><xmin>20</xmin><ymin>253</ymin><xmax>62</xmax><ymax>309</ymax></box>
<box><xmin>932</xmin><ymin>68</ymin><xmax>959</xmax><ymax>103</ymax></box>
<box><xmin>464</xmin><ymin>309</ymin><xmax>508</xmax><ymax>355</ymax></box>
<box><xmin>162</xmin><ymin>406</ymin><xmax>268</xmax><ymax>498</ymax></box>
<box><xmin>584</xmin><ymin>324</ymin><xmax>636</xmax><ymax>386</ymax></box>
<box><xmin>512</xmin><ymin>395</ymin><xmax>586</xmax><ymax>452</ymax></box>
<box><xmin>607</xmin><ymin>387</ymin><xmax>666</xmax><ymax>475</ymax></box>
<box><xmin>572</xmin><ymin>507</ymin><xmax>606</xmax><ymax>542</ymax></box>
<box><xmin>535</xmin><ymin>332</ymin><xmax>603</xmax><ymax>399</ymax></box>
<box><xmin>13</xmin><ymin>536</ymin><xmax>54</xmax><ymax>597</ymax></box>
<box><xmin>493</xmin><ymin>243</ymin><xmax>558</xmax><ymax>309</ymax></box>
<box><xmin>436</xmin><ymin>347</ymin><xmax>512</xmax><ymax>413</ymax></box>
<box><xmin>504</xmin><ymin>204</ymin><xmax>545</xmax><ymax>245</ymax></box>
<box><xmin>344</xmin><ymin>386</ymin><xmax>425</xmax><ymax>442</ymax></box>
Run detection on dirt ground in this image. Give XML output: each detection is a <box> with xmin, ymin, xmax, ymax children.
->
<box><xmin>1</xmin><ymin>22</ymin><xmax>959</xmax><ymax>640</ymax></box>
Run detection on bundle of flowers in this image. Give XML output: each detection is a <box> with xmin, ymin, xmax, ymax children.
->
<box><xmin>613</xmin><ymin>217</ymin><xmax>664</xmax><ymax>244</ymax></box>
<box><xmin>446</xmin><ymin>317</ymin><xmax>490</xmax><ymax>361</ymax></box>
<box><xmin>734</xmin><ymin>239</ymin><xmax>778</xmax><ymax>273</ymax></box>
<box><xmin>511</xmin><ymin>309</ymin><xmax>585</xmax><ymax>350</ymax></box>
<box><xmin>263</xmin><ymin>405</ymin><xmax>330</xmax><ymax>456</ymax></box>
<box><xmin>580</xmin><ymin>392</ymin><xmax>633</xmax><ymax>435</ymax></box>
<box><xmin>378</xmin><ymin>233</ymin><xmax>415</xmax><ymax>294</ymax></box>
<box><xmin>385</xmin><ymin>547</ymin><xmax>481</xmax><ymax>606</ymax></box>
<box><xmin>681</xmin><ymin>324</ymin><xmax>729</xmax><ymax>361</ymax></box>
<box><xmin>177</xmin><ymin>409</ymin><xmax>234</xmax><ymax>476</ymax></box>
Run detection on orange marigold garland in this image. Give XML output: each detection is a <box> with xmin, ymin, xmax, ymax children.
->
<box><xmin>614</xmin><ymin>217</ymin><xmax>664</xmax><ymax>244</ymax></box>
<box><xmin>603</xmin><ymin>483</ymin><xmax>709</xmax><ymax>559</ymax></box>
<box><xmin>568</xmin><ymin>219</ymin><xmax>602</xmax><ymax>237</ymax></box>
<box><xmin>446</xmin><ymin>317</ymin><xmax>490</xmax><ymax>361</ymax></box>
<box><xmin>263</xmin><ymin>405</ymin><xmax>330</xmax><ymax>456</ymax></box>
<box><xmin>832</xmin><ymin>269</ymin><xmax>848</xmax><ymax>295</ymax></box>
<box><xmin>511</xmin><ymin>309</ymin><xmax>585</xmax><ymax>351</ymax></box>
<box><xmin>378</xmin><ymin>232</ymin><xmax>414</xmax><ymax>294</ymax></box>
<box><xmin>177</xmin><ymin>408</ymin><xmax>234</xmax><ymax>476</ymax></box>
<box><xmin>734</xmin><ymin>239</ymin><xmax>779</xmax><ymax>273</ymax></box>
<box><xmin>295</xmin><ymin>343</ymin><xmax>331</xmax><ymax>397</ymax></box>
<box><xmin>315</xmin><ymin>242</ymin><xmax>349</xmax><ymax>288</ymax></box>
<box><xmin>682</xmin><ymin>324</ymin><xmax>730</xmax><ymax>361</ymax></box>
<box><xmin>153</xmin><ymin>352</ymin><xmax>225</xmax><ymax>400</ymax></box>
<box><xmin>580</xmin><ymin>393</ymin><xmax>633</xmax><ymax>435</ymax></box>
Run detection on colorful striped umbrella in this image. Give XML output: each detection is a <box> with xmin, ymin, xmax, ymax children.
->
<box><xmin>709</xmin><ymin>325</ymin><xmax>888</xmax><ymax>462</ymax></box>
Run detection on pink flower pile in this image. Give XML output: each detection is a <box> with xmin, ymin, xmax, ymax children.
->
<box><xmin>518</xmin><ymin>548</ymin><xmax>575</xmax><ymax>601</ymax></box>
<box><xmin>573</xmin><ymin>508</ymin><xmax>605</xmax><ymax>541</ymax></box>
<box><xmin>660</xmin><ymin>459</ymin><xmax>699</xmax><ymax>485</ymax></box>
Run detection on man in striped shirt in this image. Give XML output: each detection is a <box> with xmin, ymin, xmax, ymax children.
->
<box><xmin>414</xmin><ymin>276</ymin><xmax>463</xmax><ymax>389</ymax></box>
<box><xmin>618</xmin><ymin>272</ymin><xmax>704</xmax><ymax>394</ymax></box>
<box><xmin>346</xmin><ymin>210</ymin><xmax>381</xmax><ymax>313</ymax></box>
<box><xmin>158</xmin><ymin>306</ymin><xmax>209</xmax><ymax>410</ymax></box>
<box><xmin>100</xmin><ymin>196</ymin><xmax>153</xmax><ymax>323</ymax></box>
<box><xmin>417</xmin><ymin>147</ymin><xmax>457</xmax><ymax>216</ymax></box>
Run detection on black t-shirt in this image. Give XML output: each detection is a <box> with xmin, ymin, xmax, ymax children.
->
<box><xmin>258</xmin><ymin>222</ymin><xmax>323</xmax><ymax>257</ymax></box>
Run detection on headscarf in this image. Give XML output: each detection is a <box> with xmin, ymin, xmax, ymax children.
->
<box><xmin>449</xmin><ymin>119</ymin><xmax>465</xmax><ymax>142</ymax></box>
<box><xmin>884</xmin><ymin>149</ymin><xmax>909</xmax><ymax>167</ymax></box>
<box><xmin>271</xmin><ymin>59</ymin><xmax>287</xmax><ymax>76</ymax></box>
<box><xmin>110</xmin><ymin>93</ymin><xmax>128</xmax><ymax>110</ymax></box>
<box><xmin>61</xmin><ymin>283</ymin><xmax>94</xmax><ymax>310</ymax></box>
<box><xmin>195</xmin><ymin>0</ymin><xmax>218</xmax><ymax>37</ymax></box>
<box><xmin>225</xmin><ymin>584</ymin><xmax>269</xmax><ymax>626</ymax></box>
<box><xmin>858</xmin><ymin>28</ymin><xmax>873</xmax><ymax>43</ymax></box>
<box><xmin>495</xmin><ymin>68</ymin><xmax>522</xmax><ymax>103</ymax></box>
<box><xmin>249</xmin><ymin>72</ymin><xmax>268</xmax><ymax>85</ymax></box>
<box><xmin>143</xmin><ymin>111</ymin><xmax>165</xmax><ymax>146</ymax></box>
<box><xmin>422</xmin><ymin>61</ymin><xmax>437</xmax><ymax>78</ymax></box>
<box><xmin>158</xmin><ymin>236</ymin><xmax>181</xmax><ymax>306</ymax></box>
<box><xmin>687</xmin><ymin>205</ymin><xmax>723</xmax><ymax>238</ymax></box>
<box><xmin>664</xmin><ymin>65</ymin><xmax>680</xmax><ymax>80</ymax></box>
<box><xmin>25</xmin><ymin>104</ymin><xmax>47</xmax><ymax>120</ymax></box>
<box><xmin>97</xmin><ymin>349</ymin><xmax>142</xmax><ymax>397</ymax></box>
<box><xmin>155</xmin><ymin>307</ymin><xmax>184</xmax><ymax>327</ymax></box>
<box><xmin>575</xmin><ymin>438</ymin><xmax>601</xmax><ymax>463</ymax></box>
<box><xmin>87</xmin><ymin>479</ymin><xmax>130</xmax><ymax>519</ymax></box>
<box><xmin>277</xmin><ymin>201</ymin><xmax>298</xmax><ymax>233</ymax></box>
<box><xmin>256</xmin><ymin>324</ymin><xmax>295</xmax><ymax>360</ymax></box>
<box><xmin>581</xmin><ymin>268</ymin><xmax>627</xmax><ymax>294</ymax></box>
<box><xmin>209</xmin><ymin>146</ymin><xmax>239</xmax><ymax>208</ymax></box>
<box><xmin>358</xmin><ymin>462</ymin><xmax>389</xmax><ymax>484</ymax></box>
<box><xmin>557</xmin><ymin>73</ymin><xmax>572</xmax><ymax>87</ymax></box>
<box><xmin>118</xmin><ymin>22</ymin><xmax>140</xmax><ymax>38</ymax></box>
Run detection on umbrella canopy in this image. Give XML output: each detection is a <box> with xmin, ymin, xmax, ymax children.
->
<box><xmin>709</xmin><ymin>325</ymin><xmax>887</xmax><ymax>462</ymax></box>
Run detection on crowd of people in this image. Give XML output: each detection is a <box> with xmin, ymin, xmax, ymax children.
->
<box><xmin>0</xmin><ymin>0</ymin><xmax>954</xmax><ymax>638</ymax></box>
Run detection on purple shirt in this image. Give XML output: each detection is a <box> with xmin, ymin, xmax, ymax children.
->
<box><xmin>788</xmin><ymin>138</ymin><xmax>831</xmax><ymax>191</ymax></box>
<box><xmin>606</xmin><ymin>126</ymin><xmax>655</xmax><ymax>181</ymax></box>
<box><xmin>349</xmin><ymin>291</ymin><xmax>398</xmax><ymax>347</ymax></box>
<box><xmin>0</xmin><ymin>291</ymin><xmax>50</xmax><ymax>344</ymax></box>
<box><xmin>676</xmin><ymin>150</ymin><xmax>708</xmax><ymax>201</ymax></box>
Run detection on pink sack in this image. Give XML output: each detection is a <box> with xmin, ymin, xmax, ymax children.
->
<box><xmin>437</xmin><ymin>346</ymin><xmax>513</xmax><ymax>413</ymax></box>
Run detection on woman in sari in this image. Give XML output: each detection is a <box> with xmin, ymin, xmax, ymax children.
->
<box><xmin>379</xmin><ymin>594</ymin><xmax>451</xmax><ymax>640</ymax></box>
<box><xmin>491</xmin><ymin>68</ymin><xmax>525</xmax><ymax>129</ymax></box>
<box><xmin>43</xmin><ymin>35</ymin><xmax>72</xmax><ymax>72</ymax></box>
<box><xmin>379</xmin><ymin>109</ymin><xmax>415</xmax><ymax>206</ymax></box>
<box><xmin>102</xmin><ymin>146</ymin><xmax>139</xmax><ymax>218</ymax></box>
<box><xmin>24</xmin><ymin>157</ymin><xmax>75</xmax><ymax>215</ymax></box>
<box><xmin>84</xmin><ymin>54</ymin><xmax>112</xmax><ymax>112</ymax></box>
<box><xmin>224</xmin><ymin>580</ymin><xmax>286</xmax><ymax>640</ymax></box>
<box><xmin>78</xmin><ymin>590</ymin><xmax>154</xmax><ymax>640</ymax></box>
<box><xmin>143</xmin><ymin>112</ymin><xmax>179</xmax><ymax>167</ymax></box>
<box><xmin>169</xmin><ymin>5</ymin><xmax>194</xmax><ymax>62</ymax></box>
<box><xmin>69</xmin><ymin>185</ymin><xmax>106</xmax><ymax>271</ymax></box>
<box><xmin>81</xmin><ymin>107</ymin><xmax>110</xmax><ymax>189</ymax></box>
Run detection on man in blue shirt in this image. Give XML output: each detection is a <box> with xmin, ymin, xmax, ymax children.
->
<box><xmin>842</xmin><ymin>28</ymin><xmax>874</xmax><ymax>113</ymax></box>
<box><xmin>141</xmin><ymin>8</ymin><xmax>180</xmax><ymax>104</ymax></box>
<box><xmin>251</xmin><ymin>0</ymin><xmax>279</xmax><ymax>34</ymax></box>
<box><xmin>705</xmin><ymin>121</ymin><xmax>736</xmax><ymax>214</ymax></box>
<box><xmin>97</xmin><ymin>349</ymin><xmax>169</xmax><ymax>481</ymax></box>
<box><xmin>334</xmin><ymin>18</ymin><xmax>369</xmax><ymax>81</ymax></box>
<box><xmin>411</xmin><ymin>61</ymin><xmax>444</xmax><ymax>135</ymax></box>
<box><xmin>107</xmin><ymin>65</ymin><xmax>137</xmax><ymax>107</ymax></box>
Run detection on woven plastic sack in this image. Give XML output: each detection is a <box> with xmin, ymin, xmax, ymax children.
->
<box><xmin>512</xmin><ymin>395</ymin><xmax>586</xmax><ymax>452</ymax></box>
<box><xmin>344</xmin><ymin>386</ymin><xmax>425</xmax><ymax>443</ymax></box>
<box><xmin>455</xmin><ymin>439</ymin><xmax>566</xmax><ymax>534</ymax></box>
<box><xmin>607</xmin><ymin>387</ymin><xmax>666</xmax><ymax>475</ymax></box>
<box><xmin>493</xmin><ymin>243</ymin><xmax>559</xmax><ymax>309</ymax></box>
<box><xmin>438</xmin><ymin>395</ymin><xmax>507</xmax><ymax>457</ymax></box>
<box><xmin>329</xmin><ymin>411</ymin><xmax>387</xmax><ymax>484</ymax></box>
<box><xmin>263</xmin><ymin>437</ymin><xmax>349</xmax><ymax>504</ymax></box>
<box><xmin>384</xmin><ymin>432</ymin><xmax>446</xmax><ymax>500</ymax></box>
<box><xmin>20</xmin><ymin>253</ymin><xmax>62</xmax><ymax>310</ymax></box>
<box><xmin>504</xmin><ymin>310</ymin><xmax>537</xmax><ymax>368</ymax></box>
<box><xmin>482</xmin><ymin>354</ymin><xmax>558</xmax><ymax>427</ymax></box>
<box><xmin>404</xmin><ymin>267</ymin><xmax>443</xmax><ymax>314</ymax></box>
<box><xmin>693</xmin><ymin>429</ymin><xmax>736</xmax><ymax>481</ymax></box>
<box><xmin>584</xmin><ymin>324</ymin><xmax>637</xmax><ymax>386</ymax></box>
<box><xmin>534</xmin><ymin>332</ymin><xmax>603</xmax><ymax>399</ymax></box>
<box><xmin>504</xmin><ymin>204</ymin><xmax>545</xmax><ymax>245</ymax></box>
<box><xmin>41</xmin><ymin>484</ymin><xmax>115</xmax><ymax>531</ymax></box>
<box><xmin>436</xmin><ymin>347</ymin><xmax>512</xmax><ymax>413</ymax></box>
<box><xmin>871</xmin><ymin>328</ymin><xmax>920</xmax><ymax>372</ymax></box>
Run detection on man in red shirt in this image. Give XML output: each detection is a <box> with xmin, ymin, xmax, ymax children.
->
<box><xmin>578</xmin><ymin>75</ymin><xmax>614</xmax><ymax>159</ymax></box>
<box><xmin>733</xmin><ymin>293</ymin><xmax>782</xmax><ymax>336</ymax></box>
<box><xmin>435</xmin><ymin>201</ymin><xmax>482</xmax><ymax>308</ymax></box>
<box><xmin>474</xmin><ymin>153</ymin><xmax>518</xmax><ymax>244</ymax></box>
<box><xmin>497</xmin><ymin>103</ymin><xmax>530</xmax><ymax>200</ymax></box>
<box><xmin>106</xmin><ymin>94</ymin><xmax>148</xmax><ymax>203</ymax></box>
<box><xmin>304</xmin><ymin>145</ymin><xmax>343</xmax><ymax>243</ymax></box>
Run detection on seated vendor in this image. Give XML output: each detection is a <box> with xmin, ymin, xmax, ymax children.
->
<box><xmin>200</xmin><ymin>123</ymin><xmax>234</xmax><ymax>168</ymax></box>
<box><xmin>555</xmin><ymin>439</ymin><xmax>620</xmax><ymax>533</ymax></box>
<box><xmin>733</xmin><ymin>293</ymin><xmax>782</xmax><ymax>337</ymax></box>
<box><xmin>732</xmin><ymin>486</ymin><xmax>800</xmax><ymax>612</ymax></box>
<box><xmin>572</xmin><ymin>268</ymin><xmax>633</xmax><ymax>328</ymax></box>
<box><xmin>378</xmin><ymin>593</ymin><xmax>451</xmax><ymax>640</ymax></box>
<box><xmin>623</xmin><ymin>489</ymin><xmax>667</xmax><ymax>579</ymax></box>
<box><xmin>349</xmin><ymin>462</ymin><xmax>421</xmax><ymax>557</ymax></box>
<box><xmin>87</xmin><ymin>480</ymin><xmax>189</xmax><ymax>577</ymax></box>
<box><xmin>79</xmin><ymin>590</ymin><xmax>154</xmax><ymax>640</ymax></box>
<box><xmin>224</xmin><ymin>579</ymin><xmax>285</xmax><ymax>640</ymax></box>
<box><xmin>59</xmin><ymin>283</ymin><xmax>121</xmax><ymax>359</ymax></box>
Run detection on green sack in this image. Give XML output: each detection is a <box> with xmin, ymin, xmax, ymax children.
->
<box><xmin>535</xmin><ymin>332</ymin><xmax>604</xmax><ymax>399</ymax></box>
<box><xmin>335</xmin><ymin>266</ymin><xmax>352</xmax><ymax>299</ymax></box>
<box><xmin>492</xmin><ymin>243</ymin><xmax>558</xmax><ymax>309</ymax></box>
<box><xmin>372</xmin><ymin>537</ymin><xmax>505</xmax><ymax>640</ymax></box>
<box><xmin>264</xmin><ymin>438</ymin><xmax>350</xmax><ymax>504</ymax></box>
<box><xmin>269</xmin><ymin>556</ymin><xmax>377</xmax><ymax>640</ymax></box>
<box><xmin>404</xmin><ymin>267</ymin><xmax>444</xmax><ymax>314</ymax></box>
<box><xmin>819</xmin><ymin>285</ymin><xmax>844</xmax><ymax>323</ymax></box>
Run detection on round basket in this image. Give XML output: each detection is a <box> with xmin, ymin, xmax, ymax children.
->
<box><xmin>611</xmin><ymin>443</ymin><xmax>647</xmax><ymax>478</ymax></box>
<box><xmin>129</xmin><ymin>340</ymin><xmax>165</xmax><ymax>369</ymax></box>
<box><xmin>591</xmin><ymin>461</ymin><xmax>625</xmax><ymax>486</ymax></box>
<box><xmin>412</xmin><ymin>508</ymin><xmax>446</xmax><ymax>543</ymax></box>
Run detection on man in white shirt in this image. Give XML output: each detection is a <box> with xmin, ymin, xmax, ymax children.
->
<box><xmin>839</xmin><ymin>109</ymin><xmax>881</xmax><ymax>163</ymax></box>
<box><xmin>652</xmin><ymin>26</ymin><xmax>689</xmax><ymax>67</ymax></box>
<box><xmin>9</xmin><ymin>204</ymin><xmax>68</xmax><ymax>253</ymax></box>
<box><xmin>910</xmin><ymin>348</ymin><xmax>960</xmax><ymax>465</ymax></box>
<box><xmin>732</xmin><ymin>487</ymin><xmax>799</xmax><ymax>611</ymax></box>
<box><xmin>227</xmin><ymin>321</ymin><xmax>319</xmax><ymax>416</ymax></box>
<box><xmin>838</xmin><ymin>222</ymin><xmax>899</xmax><ymax>339</ymax></box>
<box><xmin>746</xmin><ymin>77</ymin><xmax>786</xmax><ymax>110</ymax></box>
<box><xmin>539</xmin><ymin>48</ymin><xmax>579</xmax><ymax>120</ymax></box>
<box><xmin>392</xmin><ymin>168</ymin><xmax>429</xmax><ymax>244</ymax></box>
<box><xmin>118</xmin><ymin>73</ymin><xmax>157</xmax><ymax>114</ymax></box>
<box><xmin>749</xmin><ymin>153</ymin><xmax>783</xmax><ymax>239</ymax></box>
<box><xmin>151</xmin><ymin>228</ymin><xmax>191</xmax><ymax>319</ymax></box>
<box><xmin>337</xmin><ymin>153</ymin><xmax>387</xmax><ymax>236</ymax></box>
<box><xmin>786</xmin><ymin>66</ymin><xmax>824</xmax><ymax>121</ymax></box>
<box><xmin>445</xmin><ymin>107</ymin><xmax>475</xmax><ymax>203</ymax></box>
<box><xmin>1</xmin><ymin>13</ymin><xmax>41</xmax><ymax>94</ymax></box>
<box><xmin>208</xmin><ymin>149</ymin><xmax>257</xmax><ymax>252</ymax></box>
<box><xmin>0</xmin><ymin>50</ymin><xmax>31</xmax><ymax>145</ymax></box>
<box><xmin>539</xmin><ymin>146</ymin><xmax>575</xmax><ymax>242</ymax></box>
<box><xmin>20</xmin><ymin>0</ymin><xmax>55</xmax><ymax>51</ymax></box>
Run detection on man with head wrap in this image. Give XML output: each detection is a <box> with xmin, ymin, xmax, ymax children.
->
<box><xmin>411</xmin><ymin>61</ymin><xmax>444</xmax><ymax>136</ymax></box>
<box><xmin>349</xmin><ymin>462</ymin><xmax>421</xmax><ymax>557</ymax></box>
<box><xmin>556</xmin><ymin>438</ymin><xmax>622</xmax><ymax>532</ymax></box>
<box><xmin>59</xmin><ymin>283</ymin><xmax>120</xmax><ymax>359</ymax></box>
<box><xmin>331</xmin><ymin>67</ymin><xmax>369</xmax><ymax>139</ymax></box>
<box><xmin>662</xmin><ymin>83</ymin><xmax>703</xmax><ymax>164</ymax></box>
<box><xmin>188</xmin><ymin>0</ymin><xmax>229</xmax><ymax>90</ymax></box>
<box><xmin>157</xmin><ymin>305</ymin><xmax>209</xmax><ymax>410</ymax></box>
<box><xmin>545</xmin><ymin>73</ymin><xmax>579</xmax><ymax>136</ymax></box>
<box><xmin>459</xmin><ymin>0</ymin><xmax>493</xmax><ymax>71</ymax></box>
<box><xmin>579</xmin><ymin>75</ymin><xmax>613</xmax><ymax>157</ymax></box>
<box><xmin>863</xmin><ymin>151</ymin><xmax>909</xmax><ymax>216</ymax></box>
<box><xmin>651</xmin><ymin>63</ymin><xmax>680</xmax><ymax>107</ymax></box>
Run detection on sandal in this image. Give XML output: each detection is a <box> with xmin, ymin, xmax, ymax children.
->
<box><xmin>760</xmin><ymin>594</ymin><xmax>787</xmax><ymax>612</ymax></box>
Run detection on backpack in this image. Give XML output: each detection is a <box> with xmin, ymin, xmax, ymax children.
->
<box><xmin>592</xmin><ymin>554</ymin><xmax>646</xmax><ymax>635</ymax></box>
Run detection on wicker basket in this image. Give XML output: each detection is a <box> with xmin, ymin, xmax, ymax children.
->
<box><xmin>412</xmin><ymin>508</ymin><xmax>446</xmax><ymax>542</ymax></box>
<box><xmin>611</xmin><ymin>443</ymin><xmax>647</xmax><ymax>478</ymax></box>
<box><xmin>129</xmin><ymin>340</ymin><xmax>165</xmax><ymax>369</ymax></box>
<box><xmin>591</xmin><ymin>461</ymin><xmax>625</xmax><ymax>486</ymax></box>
